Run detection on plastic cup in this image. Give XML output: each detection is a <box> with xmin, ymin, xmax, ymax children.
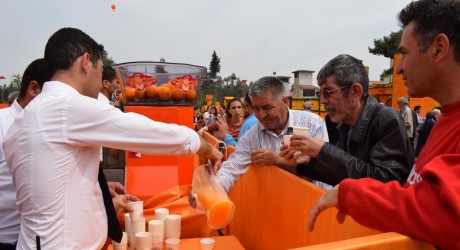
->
<box><xmin>193</xmin><ymin>165</ymin><xmax>235</xmax><ymax>229</ymax></box>
<box><xmin>283</xmin><ymin>135</ymin><xmax>293</xmax><ymax>146</ymax></box>
<box><xmin>130</xmin><ymin>218</ymin><xmax>146</xmax><ymax>249</ymax></box>
<box><xmin>165</xmin><ymin>238</ymin><xmax>180</xmax><ymax>250</ymax></box>
<box><xmin>152</xmin><ymin>241</ymin><xmax>163</xmax><ymax>250</ymax></box>
<box><xmin>165</xmin><ymin>214</ymin><xmax>181</xmax><ymax>239</ymax></box>
<box><xmin>148</xmin><ymin>219</ymin><xmax>164</xmax><ymax>243</ymax></box>
<box><xmin>135</xmin><ymin>231</ymin><xmax>153</xmax><ymax>250</ymax></box>
<box><xmin>112</xmin><ymin>232</ymin><xmax>128</xmax><ymax>250</ymax></box>
<box><xmin>128</xmin><ymin>201</ymin><xmax>144</xmax><ymax>222</ymax></box>
<box><xmin>155</xmin><ymin>208</ymin><xmax>169</xmax><ymax>221</ymax></box>
<box><xmin>200</xmin><ymin>238</ymin><xmax>215</xmax><ymax>250</ymax></box>
<box><xmin>124</xmin><ymin>213</ymin><xmax>132</xmax><ymax>248</ymax></box>
<box><xmin>293</xmin><ymin>126</ymin><xmax>310</xmax><ymax>136</ymax></box>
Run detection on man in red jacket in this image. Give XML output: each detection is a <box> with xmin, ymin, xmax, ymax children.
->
<box><xmin>307</xmin><ymin>1</ymin><xmax>460</xmax><ymax>249</ymax></box>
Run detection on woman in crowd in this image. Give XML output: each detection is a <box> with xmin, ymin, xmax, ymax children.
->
<box><xmin>199</xmin><ymin>98</ymin><xmax>244</xmax><ymax>146</ymax></box>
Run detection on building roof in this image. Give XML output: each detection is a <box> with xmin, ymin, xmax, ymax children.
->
<box><xmin>292</xmin><ymin>70</ymin><xmax>315</xmax><ymax>73</ymax></box>
<box><xmin>369</xmin><ymin>80</ymin><xmax>383</xmax><ymax>85</ymax></box>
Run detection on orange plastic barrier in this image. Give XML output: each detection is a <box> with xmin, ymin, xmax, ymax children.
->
<box><xmin>292</xmin><ymin>232</ymin><xmax>435</xmax><ymax>250</ymax></box>
<box><xmin>0</xmin><ymin>103</ymin><xmax>8</xmax><ymax>109</ymax></box>
<box><xmin>227</xmin><ymin>165</ymin><xmax>434</xmax><ymax>250</ymax></box>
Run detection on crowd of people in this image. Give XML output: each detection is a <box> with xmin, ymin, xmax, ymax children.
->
<box><xmin>1</xmin><ymin>0</ymin><xmax>459</xmax><ymax>249</ymax></box>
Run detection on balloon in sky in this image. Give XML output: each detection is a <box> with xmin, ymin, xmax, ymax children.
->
<box><xmin>111</xmin><ymin>4</ymin><xmax>116</xmax><ymax>12</ymax></box>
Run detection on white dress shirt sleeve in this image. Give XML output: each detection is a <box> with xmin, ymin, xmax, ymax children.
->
<box><xmin>64</xmin><ymin>95</ymin><xmax>200</xmax><ymax>155</ymax></box>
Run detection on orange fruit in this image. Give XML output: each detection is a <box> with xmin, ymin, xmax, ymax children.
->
<box><xmin>184</xmin><ymin>89</ymin><xmax>197</xmax><ymax>102</ymax></box>
<box><xmin>171</xmin><ymin>89</ymin><xmax>184</xmax><ymax>101</ymax></box>
<box><xmin>134</xmin><ymin>88</ymin><xmax>146</xmax><ymax>100</ymax></box>
<box><xmin>145</xmin><ymin>85</ymin><xmax>158</xmax><ymax>98</ymax></box>
<box><xmin>164</xmin><ymin>83</ymin><xmax>177</xmax><ymax>91</ymax></box>
<box><xmin>157</xmin><ymin>87</ymin><xmax>172</xmax><ymax>101</ymax></box>
<box><xmin>123</xmin><ymin>87</ymin><xmax>136</xmax><ymax>101</ymax></box>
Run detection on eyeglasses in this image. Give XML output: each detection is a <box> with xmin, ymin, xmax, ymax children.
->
<box><xmin>315</xmin><ymin>86</ymin><xmax>350</xmax><ymax>99</ymax></box>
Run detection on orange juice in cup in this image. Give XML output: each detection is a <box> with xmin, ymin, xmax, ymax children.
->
<box><xmin>193</xmin><ymin>165</ymin><xmax>235</xmax><ymax>229</ymax></box>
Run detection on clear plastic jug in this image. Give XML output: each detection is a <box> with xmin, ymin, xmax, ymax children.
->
<box><xmin>192</xmin><ymin>164</ymin><xmax>235</xmax><ymax>229</ymax></box>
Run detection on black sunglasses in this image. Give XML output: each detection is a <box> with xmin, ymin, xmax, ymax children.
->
<box><xmin>315</xmin><ymin>85</ymin><xmax>350</xmax><ymax>99</ymax></box>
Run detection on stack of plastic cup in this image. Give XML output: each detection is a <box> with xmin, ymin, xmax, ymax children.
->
<box><xmin>135</xmin><ymin>231</ymin><xmax>153</xmax><ymax>250</ymax></box>
<box><xmin>148</xmin><ymin>219</ymin><xmax>164</xmax><ymax>250</ymax></box>
<box><xmin>165</xmin><ymin>238</ymin><xmax>180</xmax><ymax>250</ymax></box>
<box><xmin>155</xmin><ymin>208</ymin><xmax>169</xmax><ymax>221</ymax></box>
<box><xmin>165</xmin><ymin>214</ymin><xmax>181</xmax><ymax>240</ymax></box>
<box><xmin>112</xmin><ymin>232</ymin><xmax>128</xmax><ymax>250</ymax></box>
<box><xmin>130</xmin><ymin>218</ymin><xmax>146</xmax><ymax>249</ymax></box>
<box><xmin>124</xmin><ymin>213</ymin><xmax>132</xmax><ymax>249</ymax></box>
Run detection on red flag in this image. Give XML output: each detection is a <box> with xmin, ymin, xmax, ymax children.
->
<box><xmin>242</xmin><ymin>80</ymin><xmax>247</xmax><ymax>84</ymax></box>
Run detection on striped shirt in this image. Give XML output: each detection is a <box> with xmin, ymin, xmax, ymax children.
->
<box><xmin>218</xmin><ymin>109</ymin><xmax>329</xmax><ymax>191</ymax></box>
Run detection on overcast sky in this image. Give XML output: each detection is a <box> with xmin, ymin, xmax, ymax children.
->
<box><xmin>0</xmin><ymin>0</ymin><xmax>409</xmax><ymax>86</ymax></box>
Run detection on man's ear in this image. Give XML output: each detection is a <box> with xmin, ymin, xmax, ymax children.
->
<box><xmin>80</xmin><ymin>53</ymin><xmax>91</xmax><ymax>73</ymax></box>
<box><xmin>28</xmin><ymin>81</ymin><xmax>41</xmax><ymax>97</ymax></box>
<box><xmin>350</xmin><ymin>83</ymin><xmax>363</xmax><ymax>99</ymax></box>
<box><xmin>102</xmin><ymin>79</ymin><xmax>109</xmax><ymax>88</ymax></box>
<box><xmin>283</xmin><ymin>96</ymin><xmax>290</xmax><ymax>107</ymax></box>
<box><xmin>432</xmin><ymin>33</ymin><xmax>449</xmax><ymax>62</ymax></box>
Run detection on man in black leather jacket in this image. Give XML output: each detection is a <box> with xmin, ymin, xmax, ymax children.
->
<box><xmin>281</xmin><ymin>54</ymin><xmax>413</xmax><ymax>186</ymax></box>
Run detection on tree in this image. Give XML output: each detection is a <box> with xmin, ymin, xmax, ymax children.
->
<box><xmin>102</xmin><ymin>49</ymin><xmax>115</xmax><ymax>67</ymax></box>
<box><xmin>368</xmin><ymin>30</ymin><xmax>402</xmax><ymax>80</ymax></box>
<box><xmin>8</xmin><ymin>74</ymin><xmax>21</xmax><ymax>92</ymax></box>
<box><xmin>209</xmin><ymin>51</ymin><xmax>221</xmax><ymax>79</ymax></box>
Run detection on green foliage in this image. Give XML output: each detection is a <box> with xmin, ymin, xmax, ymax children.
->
<box><xmin>0</xmin><ymin>74</ymin><xmax>21</xmax><ymax>103</ymax></box>
<box><xmin>102</xmin><ymin>50</ymin><xmax>115</xmax><ymax>67</ymax></box>
<box><xmin>209</xmin><ymin>51</ymin><xmax>221</xmax><ymax>79</ymax></box>
<box><xmin>368</xmin><ymin>30</ymin><xmax>402</xmax><ymax>58</ymax></box>
<box><xmin>368</xmin><ymin>30</ymin><xmax>402</xmax><ymax>80</ymax></box>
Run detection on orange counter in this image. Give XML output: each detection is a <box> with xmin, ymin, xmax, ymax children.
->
<box><xmin>105</xmin><ymin>235</ymin><xmax>244</xmax><ymax>250</ymax></box>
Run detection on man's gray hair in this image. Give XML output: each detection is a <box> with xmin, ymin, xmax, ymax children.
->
<box><xmin>398</xmin><ymin>97</ymin><xmax>409</xmax><ymax>105</ymax></box>
<box><xmin>249</xmin><ymin>76</ymin><xmax>285</xmax><ymax>100</ymax></box>
<box><xmin>317</xmin><ymin>54</ymin><xmax>369</xmax><ymax>99</ymax></box>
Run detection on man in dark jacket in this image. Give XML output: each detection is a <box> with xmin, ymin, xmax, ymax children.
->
<box><xmin>281</xmin><ymin>54</ymin><xmax>413</xmax><ymax>186</ymax></box>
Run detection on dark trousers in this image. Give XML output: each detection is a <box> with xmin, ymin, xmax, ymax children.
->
<box><xmin>0</xmin><ymin>242</ymin><xmax>17</xmax><ymax>250</ymax></box>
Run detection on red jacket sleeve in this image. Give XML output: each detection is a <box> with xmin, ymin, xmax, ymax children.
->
<box><xmin>338</xmin><ymin>154</ymin><xmax>460</xmax><ymax>250</ymax></box>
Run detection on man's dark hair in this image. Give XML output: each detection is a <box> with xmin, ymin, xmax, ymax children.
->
<box><xmin>398</xmin><ymin>0</ymin><xmax>460</xmax><ymax>63</ymax></box>
<box><xmin>317</xmin><ymin>54</ymin><xmax>369</xmax><ymax>99</ymax></box>
<box><xmin>19</xmin><ymin>58</ymin><xmax>51</xmax><ymax>99</ymax></box>
<box><xmin>102</xmin><ymin>66</ymin><xmax>116</xmax><ymax>82</ymax></box>
<box><xmin>414</xmin><ymin>105</ymin><xmax>421</xmax><ymax>112</ymax></box>
<box><xmin>45</xmin><ymin>27</ymin><xmax>104</xmax><ymax>76</ymax></box>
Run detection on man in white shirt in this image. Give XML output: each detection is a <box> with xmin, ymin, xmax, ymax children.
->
<box><xmin>98</xmin><ymin>66</ymin><xmax>120</xmax><ymax>106</ymax></box>
<box><xmin>0</xmin><ymin>59</ymin><xmax>49</xmax><ymax>250</ymax></box>
<box><xmin>398</xmin><ymin>97</ymin><xmax>414</xmax><ymax>147</ymax></box>
<box><xmin>217</xmin><ymin>76</ymin><xmax>330</xmax><ymax>192</ymax></box>
<box><xmin>3</xmin><ymin>27</ymin><xmax>222</xmax><ymax>249</ymax></box>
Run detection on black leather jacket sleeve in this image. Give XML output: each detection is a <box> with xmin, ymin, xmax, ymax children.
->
<box><xmin>297</xmin><ymin>102</ymin><xmax>413</xmax><ymax>186</ymax></box>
